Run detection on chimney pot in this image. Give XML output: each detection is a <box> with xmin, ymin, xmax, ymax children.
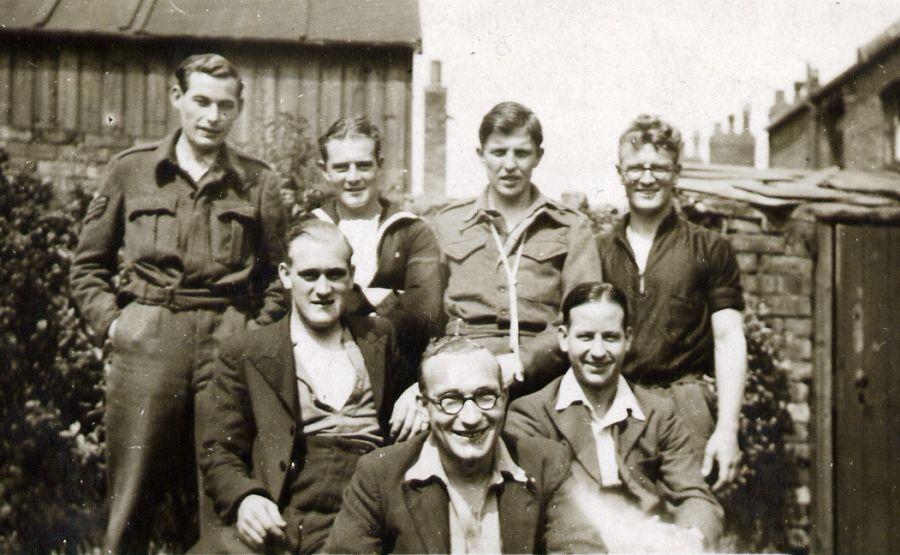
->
<box><xmin>430</xmin><ymin>60</ymin><xmax>442</xmax><ymax>88</ymax></box>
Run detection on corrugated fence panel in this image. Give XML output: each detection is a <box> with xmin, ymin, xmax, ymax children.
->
<box><xmin>298</xmin><ymin>56</ymin><xmax>321</xmax><ymax>138</ymax></box>
<box><xmin>277</xmin><ymin>56</ymin><xmax>301</xmax><ymax>118</ymax></box>
<box><xmin>364</xmin><ymin>58</ymin><xmax>386</xmax><ymax>131</ymax></box>
<box><xmin>79</xmin><ymin>49</ymin><xmax>102</xmax><ymax>133</ymax></box>
<box><xmin>383</xmin><ymin>57</ymin><xmax>409</xmax><ymax>192</ymax></box>
<box><xmin>145</xmin><ymin>57</ymin><xmax>169</xmax><ymax>138</ymax></box>
<box><xmin>0</xmin><ymin>48</ymin><xmax>10</xmax><ymax>125</ymax></box>
<box><xmin>57</xmin><ymin>46</ymin><xmax>80</xmax><ymax>130</ymax></box>
<box><xmin>343</xmin><ymin>61</ymin><xmax>365</xmax><ymax>118</ymax></box>
<box><xmin>101</xmin><ymin>46</ymin><xmax>126</xmax><ymax>134</ymax></box>
<box><xmin>34</xmin><ymin>46</ymin><xmax>57</xmax><ymax>129</ymax></box>
<box><xmin>124</xmin><ymin>53</ymin><xmax>147</xmax><ymax>138</ymax></box>
<box><xmin>319</xmin><ymin>53</ymin><xmax>342</xmax><ymax>136</ymax></box>
<box><xmin>11</xmin><ymin>49</ymin><xmax>34</xmax><ymax>128</ymax></box>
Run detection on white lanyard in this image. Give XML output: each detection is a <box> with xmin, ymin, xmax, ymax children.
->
<box><xmin>489</xmin><ymin>223</ymin><xmax>526</xmax><ymax>356</ymax></box>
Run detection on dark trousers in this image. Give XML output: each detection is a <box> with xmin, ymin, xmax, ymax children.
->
<box><xmin>103</xmin><ymin>302</ymin><xmax>251</xmax><ymax>554</ymax></box>
<box><xmin>191</xmin><ymin>436</ymin><xmax>373</xmax><ymax>554</ymax></box>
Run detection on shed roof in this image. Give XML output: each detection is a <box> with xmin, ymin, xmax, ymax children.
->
<box><xmin>679</xmin><ymin>162</ymin><xmax>900</xmax><ymax>224</ymax></box>
<box><xmin>0</xmin><ymin>0</ymin><xmax>421</xmax><ymax>49</ymax></box>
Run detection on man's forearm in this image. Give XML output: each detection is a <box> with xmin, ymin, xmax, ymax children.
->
<box><xmin>712</xmin><ymin>319</ymin><xmax>747</xmax><ymax>432</ymax></box>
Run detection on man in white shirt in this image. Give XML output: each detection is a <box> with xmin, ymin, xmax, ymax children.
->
<box><xmin>507</xmin><ymin>282</ymin><xmax>723</xmax><ymax>552</ymax></box>
<box><xmin>193</xmin><ymin>218</ymin><xmax>412</xmax><ymax>553</ymax></box>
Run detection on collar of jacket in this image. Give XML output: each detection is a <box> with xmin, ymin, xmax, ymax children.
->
<box><xmin>152</xmin><ymin>128</ymin><xmax>246</xmax><ymax>189</ymax></box>
<box><xmin>459</xmin><ymin>184</ymin><xmax>571</xmax><ymax>231</ymax></box>
<box><xmin>611</xmin><ymin>207</ymin><xmax>681</xmax><ymax>248</ymax></box>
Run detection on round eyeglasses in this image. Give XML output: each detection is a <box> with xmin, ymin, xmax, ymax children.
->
<box><xmin>421</xmin><ymin>390</ymin><xmax>505</xmax><ymax>415</ymax></box>
<box><xmin>623</xmin><ymin>164</ymin><xmax>676</xmax><ymax>181</ymax></box>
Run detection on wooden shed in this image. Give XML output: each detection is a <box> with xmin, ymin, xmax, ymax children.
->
<box><xmin>677</xmin><ymin>163</ymin><xmax>900</xmax><ymax>554</ymax></box>
<box><xmin>0</xmin><ymin>0</ymin><xmax>420</xmax><ymax>193</ymax></box>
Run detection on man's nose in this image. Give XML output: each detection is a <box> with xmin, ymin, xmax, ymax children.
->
<box><xmin>346</xmin><ymin>163</ymin><xmax>359</xmax><ymax>182</ymax></box>
<box><xmin>457</xmin><ymin>400</ymin><xmax>484</xmax><ymax>425</ymax></box>
<box><xmin>638</xmin><ymin>168</ymin><xmax>656</xmax><ymax>185</ymax></box>
<box><xmin>589</xmin><ymin>339</ymin><xmax>609</xmax><ymax>359</ymax></box>
<box><xmin>313</xmin><ymin>275</ymin><xmax>333</xmax><ymax>296</ymax></box>
<box><xmin>205</xmin><ymin>104</ymin><xmax>221</xmax><ymax>123</ymax></box>
<box><xmin>501</xmin><ymin>152</ymin><xmax>518</xmax><ymax>171</ymax></box>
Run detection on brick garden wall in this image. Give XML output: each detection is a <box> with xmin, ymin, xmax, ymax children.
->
<box><xmin>678</xmin><ymin>191</ymin><xmax>815</xmax><ymax>552</ymax></box>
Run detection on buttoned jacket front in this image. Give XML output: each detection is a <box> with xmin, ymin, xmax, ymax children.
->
<box><xmin>506</xmin><ymin>376</ymin><xmax>724</xmax><ymax>544</ymax></box>
<box><xmin>70</xmin><ymin>130</ymin><xmax>288</xmax><ymax>342</ymax></box>
<box><xmin>431</xmin><ymin>188</ymin><xmax>603</xmax><ymax>376</ymax></box>
<box><xmin>198</xmin><ymin>314</ymin><xmax>410</xmax><ymax>523</ymax></box>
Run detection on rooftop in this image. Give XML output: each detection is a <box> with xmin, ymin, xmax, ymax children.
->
<box><xmin>679</xmin><ymin>162</ymin><xmax>900</xmax><ymax>224</ymax></box>
<box><xmin>0</xmin><ymin>0</ymin><xmax>421</xmax><ymax>49</ymax></box>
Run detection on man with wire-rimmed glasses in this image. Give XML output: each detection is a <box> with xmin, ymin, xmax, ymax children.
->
<box><xmin>325</xmin><ymin>336</ymin><xmax>605</xmax><ymax>553</ymax></box>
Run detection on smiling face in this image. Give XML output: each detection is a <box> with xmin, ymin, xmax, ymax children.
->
<box><xmin>321</xmin><ymin>136</ymin><xmax>382</xmax><ymax>216</ymax></box>
<box><xmin>170</xmin><ymin>71</ymin><xmax>242</xmax><ymax>154</ymax></box>
<box><xmin>278</xmin><ymin>233</ymin><xmax>353</xmax><ymax>332</ymax></box>
<box><xmin>420</xmin><ymin>349</ymin><xmax>506</xmax><ymax>477</ymax></box>
<box><xmin>618</xmin><ymin>142</ymin><xmax>679</xmax><ymax>218</ymax></box>
<box><xmin>478</xmin><ymin>128</ymin><xmax>543</xmax><ymax>204</ymax></box>
<box><xmin>559</xmin><ymin>299</ymin><xmax>632</xmax><ymax>394</ymax></box>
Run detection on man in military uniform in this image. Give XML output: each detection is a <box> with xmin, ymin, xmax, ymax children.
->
<box><xmin>432</xmin><ymin>101</ymin><xmax>603</xmax><ymax>397</ymax></box>
<box><xmin>69</xmin><ymin>54</ymin><xmax>287</xmax><ymax>553</ymax></box>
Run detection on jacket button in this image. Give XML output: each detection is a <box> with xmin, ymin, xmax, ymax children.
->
<box><xmin>279</xmin><ymin>461</ymin><xmax>286</xmax><ymax>471</ymax></box>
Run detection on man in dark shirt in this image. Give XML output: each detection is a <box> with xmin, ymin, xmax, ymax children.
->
<box><xmin>596</xmin><ymin>114</ymin><xmax>747</xmax><ymax>490</ymax></box>
<box><xmin>69</xmin><ymin>54</ymin><xmax>287</xmax><ymax>552</ymax></box>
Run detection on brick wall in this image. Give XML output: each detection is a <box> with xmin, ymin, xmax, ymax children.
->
<box><xmin>678</xmin><ymin>191</ymin><xmax>814</xmax><ymax>552</ymax></box>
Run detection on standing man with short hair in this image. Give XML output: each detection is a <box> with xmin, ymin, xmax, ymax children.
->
<box><xmin>596</xmin><ymin>114</ymin><xmax>748</xmax><ymax>490</ymax></box>
<box><xmin>69</xmin><ymin>54</ymin><xmax>287</xmax><ymax>552</ymax></box>
<box><xmin>324</xmin><ymin>336</ymin><xmax>605</xmax><ymax>553</ymax></box>
<box><xmin>432</xmin><ymin>101</ymin><xmax>603</xmax><ymax>396</ymax></box>
<box><xmin>312</xmin><ymin>116</ymin><xmax>443</xmax><ymax>439</ymax></box>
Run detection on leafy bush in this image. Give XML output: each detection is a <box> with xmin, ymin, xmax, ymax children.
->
<box><xmin>0</xmin><ymin>151</ymin><xmax>106</xmax><ymax>552</ymax></box>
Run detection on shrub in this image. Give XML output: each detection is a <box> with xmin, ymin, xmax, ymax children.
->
<box><xmin>0</xmin><ymin>152</ymin><xmax>106</xmax><ymax>552</ymax></box>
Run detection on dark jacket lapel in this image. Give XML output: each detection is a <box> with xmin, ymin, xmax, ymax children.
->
<box><xmin>499</xmin><ymin>481</ymin><xmax>538</xmax><ymax>554</ymax></box>
<box><xmin>615</xmin><ymin>408</ymin><xmax>652</xmax><ymax>460</ymax></box>
<box><xmin>346</xmin><ymin>316</ymin><xmax>387</xmax><ymax>410</ymax></box>
<box><xmin>546</xmin><ymin>398</ymin><xmax>603</xmax><ymax>486</ymax></box>
<box><xmin>254</xmin><ymin>316</ymin><xmax>299</xmax><ymax>418</ymax></box>
<box><xmin>402</xmin><ymin>479</ymin><xmax>451</xmax><ymax>553</ymax></box>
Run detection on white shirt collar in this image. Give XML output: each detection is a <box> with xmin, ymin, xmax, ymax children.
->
<box><xmin>555</xmin><ymin>369</ymin><xmax>646</xmax><ymax>428</ymax></box>
<box><xmin>404</xmin><ymin>433</ymin><xmax>530</xmax><ymax>486</ymax></box>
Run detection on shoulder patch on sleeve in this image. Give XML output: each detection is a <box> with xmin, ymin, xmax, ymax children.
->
<box><xmin>84</xmin><ymin>195</ymin><xmax>109</xmax><ymax>224</ymax></box>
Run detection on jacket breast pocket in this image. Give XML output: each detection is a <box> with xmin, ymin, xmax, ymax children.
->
<box><xmin>211</xmin><ymin>201</ymin><xmax>258</xmax><ymax>268</ymax></box>
<box><xmin>125</xmin><ymin>195</ymin><xmax>179</xmax><ymax>259</ymax></box>
<box><xmin>518</xmin><ymin>238</ymin><xmax>568</xmax><ymax>305</ymax></box>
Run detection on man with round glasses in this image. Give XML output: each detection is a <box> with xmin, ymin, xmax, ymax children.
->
<box><xmin>325</xmin><ymin>336</ymin><xmax>605</xmax><ymax>553</ymax></box>
<box><xmin>596</xmin><ymin>114</ymin><xmax>748</xmax><ymax>491</ymax></box>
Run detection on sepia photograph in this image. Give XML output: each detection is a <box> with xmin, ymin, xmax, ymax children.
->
<box><xmin>0</xmin><ymin>0</ymin><xmax>898</xmax><ymax>553</ymax></box>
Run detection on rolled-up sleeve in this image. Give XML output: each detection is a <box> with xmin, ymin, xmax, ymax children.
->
<box><xmin>706</xmin><ymin>237</ymin><xmax>744</xmax><ymax>313</ymax></box>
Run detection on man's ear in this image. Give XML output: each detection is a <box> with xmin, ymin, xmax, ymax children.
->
<box><xmin>557</xmin><ymin>324</ymin><xmax>569</xmax><ymax>354</ymax></box>
<box><xmin>277</xmin><ymin>261</ymin><xmax>292</xmax><ymax>290</ymax></box>
<box><xmin>169</xmin><ymin>84</ymin><xmax>183</xmax><ymax>108</ymax></box>
<box><xmin>624</xmin><ymin>326</ymin><xmax>633</xmax><ymax>354</ymax></box>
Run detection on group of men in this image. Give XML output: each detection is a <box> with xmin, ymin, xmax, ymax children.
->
<box><xmin>70</xmin><ymin>53</ymin><xmax>747</xmax><ymax>554</ymax></box>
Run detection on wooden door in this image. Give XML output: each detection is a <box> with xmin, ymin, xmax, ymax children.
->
<box><xmin>833</xmin><ymin>224</ymin><xmax>900</xmax><ymax>554</ymax></box>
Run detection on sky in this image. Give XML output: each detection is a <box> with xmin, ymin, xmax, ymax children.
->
<box><xmin>408</xmin><ymin>0</ymin><xmax>900</xmax><ymax>207</ymax></box>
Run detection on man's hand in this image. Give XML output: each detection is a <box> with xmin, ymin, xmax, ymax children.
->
<box><xmin>702</xmin><ymin>426</ymin><xmax>741</xmax><ymax>491</ymax></box>
<box><xmin>496</xmin><ymin>352</ymin><xmax>524</xmax><ymax>388</ymax></box>
<box><xmin>390</xmin><ymin>383</ymin><xmax>428</xmax><ymax>441</ymax></box>
<box><xmin>107</xmin><ymin>318</ymin><xmax>119</xmax><ymax>342</ymax></box>
<box><xmin>236</xmin><ymin>494</ymin><xmax>286</xmax><ymax>551</ymax></box>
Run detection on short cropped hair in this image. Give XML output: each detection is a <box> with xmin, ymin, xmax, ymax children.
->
<box><xmin>318</xmin><ymin>116</ymin><xmax>383</xmax><ymax>164</ymax></box>
<box><xmin>284</xmin><ymin>217</ymin><xmax>353</xmax><ymax>266</ymax></box>
<box><xmin>478</xmin><ymin>101</ymin><xmax>543</xmax><ymax>148</ymax></box>
<box><xmin>174</xmin><ymin>53</ymin><xmax>243</xmax><ymax>98</ymax></box>
<box><xmin>561</xmin><ymin>282</ymin><xmax>630</xmax><ymax>326</ymax></box>
<box><xmin>418</xmin><ymin>336</ymin><xmax>500</xmax><ymax>390</ymax></box>
<box><xmin>618</xmin><ymin>114</ymin><xmax>683</xmax><ymax>164</ymax></box>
